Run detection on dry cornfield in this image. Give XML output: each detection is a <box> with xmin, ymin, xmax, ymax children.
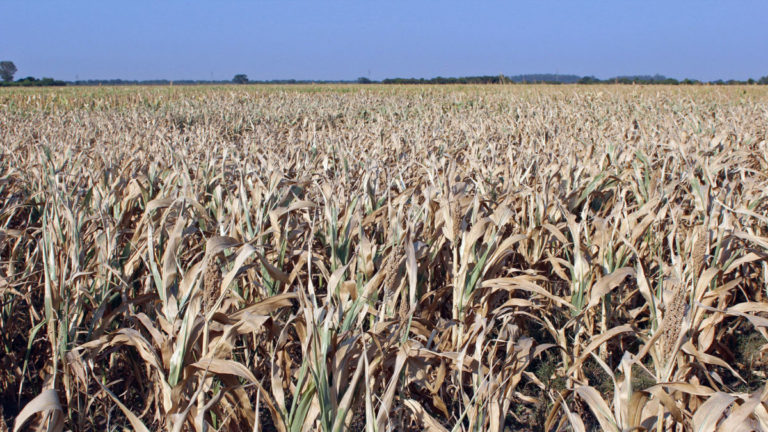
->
<box><xmin>1</xmin><ymin>84</ymin><xmax>768</xmax><ymax>431</ymax></box>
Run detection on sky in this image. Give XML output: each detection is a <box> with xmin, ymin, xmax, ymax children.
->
<box><xmin>2</xmin><ymin>1</ymin><xmax>767</xmax><ymax>82</ymax></box>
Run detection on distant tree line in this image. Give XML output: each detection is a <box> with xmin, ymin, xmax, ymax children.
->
<box><xmin>69</xmin><ymin>77</ymin><xmax>357</xmax><ymax>86</ymax></box>
<box><xmin>60</xmin><ymin>74</ymin><xmax>768</xmax><ymax>86</ymax></box>
<box><xmin>382</xmin><ymin>74</ymin><xmax>768</xmax><ymax>85</ymax></box>
<box><xmin>1</xmin><ymin>76</ymin><xmax>67</xmax><ymax>87</ymax></box>
<box><xmin>68</xmin><ymin>79</ymin><xmax>234</xmax><ymax>86</ymax></box>
<box><xmin>76</xmin><ymin>74</ymin><xmax>768</xmax><ymax>86</ymax></box>
<box><xmin>1</xmin><ymin>61</ymin><xmax>67</xmax><ymax>86</ymax></box>
<box><xmin>382</xmin><ymin>74</ymin><xmax>583</xmax><ymax>84</ymax></box>
<box><xmin>2</xmin><ymin>60</ymin><xmax>768</xmax><ymax>87</ymax></box>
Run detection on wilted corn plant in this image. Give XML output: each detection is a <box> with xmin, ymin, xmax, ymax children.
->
<box><xmin>1</xmin><ymin>84</ymin><xmax>768</xmax><ymax>431</ymax></box>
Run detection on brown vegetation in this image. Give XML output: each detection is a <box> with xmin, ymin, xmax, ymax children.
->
<box><xmin>1</xmin><ymin>84</ymin><xmax>767</xmax><ymax>431</ymax></box>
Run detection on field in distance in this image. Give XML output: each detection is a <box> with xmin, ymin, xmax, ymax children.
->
<box><xmin>1</xmin><ymin>84</ymin><xmax>767</xmax><ymax>431</ymax></box>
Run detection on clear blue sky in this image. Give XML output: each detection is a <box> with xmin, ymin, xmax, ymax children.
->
<box><xmin>2</xmin><ymin>1</ymin><xmax>767</xmax><ymax>81</ymax></box>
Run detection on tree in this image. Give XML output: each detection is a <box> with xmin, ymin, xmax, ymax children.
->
<box><xmin>578</xmin><ymin>76</ymin><xmax>601</xmax><ymax>84</ymax></box>
<box><xmin>356</xmin><ymin>77</ymin><xmax>372</xmax><ymax>84</ymax></box>
<box><xmin>0</xmin><ymin>61</ymin><xmax>17</xmax><ymax>82</ymax></box>
<box><xmin>233</xmin><ymin>74</ymin><xmax>248</xmax><ymax>84</ymax></box>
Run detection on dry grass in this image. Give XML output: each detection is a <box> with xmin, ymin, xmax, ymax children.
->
<box><xmin>1</xmin><ymin>84</ymin><xmax>768</xmax><ymax>431</ymax></box>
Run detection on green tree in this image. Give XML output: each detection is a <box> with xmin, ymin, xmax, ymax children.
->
<box><xmin>0</xmin><ymin>61</ymin><xmax>17</xmax><ymax>82</ymax></box>
<box><xmin>232</xmin><ymin>74</ymin><xmax>248</xmax><ymax>84</ymax></box>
